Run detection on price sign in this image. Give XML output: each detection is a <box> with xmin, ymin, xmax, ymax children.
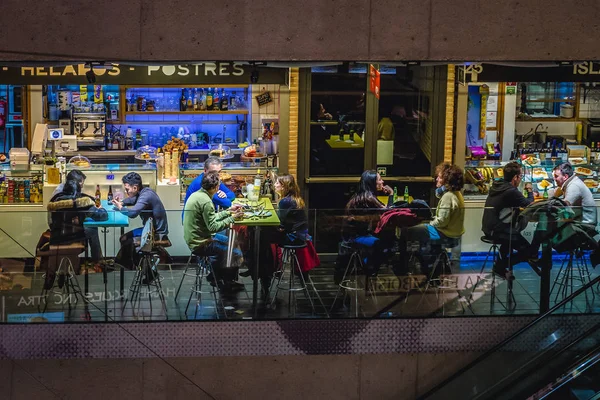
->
<box><xmin>255</xmin><ymin>91</ymin><xmax>273</xmax><ymax>106</ymax></box>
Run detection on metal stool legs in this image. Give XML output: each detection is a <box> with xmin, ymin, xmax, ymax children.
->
<box><xmin>270</xmin><ymin>247</ymin><xmax>321</xmax><ymax>317</ymax></box>
<box><xmin>330</xmin><ymin>249</ymin><xmax>376</xmax><ymax>317</ymax></box>
<box><xmin>39</xmin><ymin>256</ymin><xmax>85</xmax><ymax>314</ymax></box>
<box><xmin>122</xmin><ymin>253</ymin><xmax>167</xmax><ymax>317</ymax></box>
<box><xmin>551</xmin><ymin>250</ymin><xmax>595</xmax><ymax>308</ymax></box>
<box><xmin>417</xmin><ymin>249</ymin><xmax>464</xmax><ymax>315</ymax></box>
<box><xmin>175</xmin><ymin>254</ymin><xmax>225</xmax><ymax>319</ymax></box>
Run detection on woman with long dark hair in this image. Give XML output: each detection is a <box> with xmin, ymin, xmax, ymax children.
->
<box><xmin>341</xmin><ymin>170</ymin><xmax>393</xmax><ymax>276</ymax></box>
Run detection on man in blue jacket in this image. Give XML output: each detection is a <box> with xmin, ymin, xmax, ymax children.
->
<box><xmin>183</xmin><ymin>157</ymin><xmax>235</xmax><ymax>218</ymax></box>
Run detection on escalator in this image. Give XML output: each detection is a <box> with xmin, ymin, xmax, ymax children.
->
<box><xmin>419</xmin><ymin>275</ymin><xmax>600</xmax><ymax>400</ymax></box>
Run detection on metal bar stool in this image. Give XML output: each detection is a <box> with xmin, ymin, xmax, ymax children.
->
<box><xmin>122</xmin><ymin>219</ymin><xmax>168</xmax><ymax>317</ymax></box>
<box><xmin>39</xmin><ymin>243</ymin><xmax>86</xmax><ymax>314</ymax></box>
<box><xmin>330</xmin><ymin>243</ymin><xmax>377</xmax><ymax>317</ymax></box>
<box><xmin>175</xmin><ymin>249</ymin><xmax>226</xmax><ymax>319</ymax></box>
<box><xmin>468</xmin><ymin>236</ymin><xmax>517</xmax><ymax>311</ymax></box>
<box><xmin>417</xmin><ymin>238</ymin><xmax>464</xmax><ymax>315</ymax></box>
<box><xmin>551</xmin><ymin>248</ymin><xmax>595</xmax><ymax>307</ymax></box>
<box><xmin>270</xmin><ymin>242</ymin><xmax>326</xmax><ymax>317</ymax></box>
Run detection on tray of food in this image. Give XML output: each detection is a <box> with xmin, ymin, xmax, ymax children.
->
<box><xmin>531</xmin><ymin>167</ymin><xmax>548</xmax><ymax>181</ymax></box>
<box><xmin>0</xmin><ymin>153</ymin><xmax>8</xmax><ymax>164</ymax></box>
<box><xmin>241</xmin><ymin>144</ymin><xmax>266</xmax><ymax>160</ymax></box>
<box><xmin>569</xmin><ymin>157</ymin><xmax>587</xmax><ymax>166</ymax></box>
<box><xmin>575</xmin><ymin>166</ymin><xmax>593</xmax><ymax>177</ymax></box>
<box><xmin>219</xmin><ymin>171</ymin><xmax>232</xmax><ymax>182</ymax></box>
<box><xmin>537</xmin><ymin>179</ymin><xmax>555</xmax><ymax>191</ymax></box>
<box><xmin>523</xmin><ymin>156</ymin><xmax>540</xmax><ymax>166</ymax></box>
<box><xmin>163</xmin><ymin>137</ymin><xmax>188</xmax><ymax>154</ymax></box>
<box><xmin>584</xmin><ymin>179</ymin><xmax>599</xmax><ymax>192</ymax></box>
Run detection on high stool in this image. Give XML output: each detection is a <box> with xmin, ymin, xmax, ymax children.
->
<box><xmin>38</xmin><ymin>243</ymin><xmax>86</xmax><ymax>313</ymax></box>
<box><xmin>175</xmin><ymin>251</ymin><xmax>225</xmax><ymax>319</ymax></box>
<box><xmin>551</xmin><ymin>248</ymin><xmax>595</xmax><ymax>306</ymax></box>
<box><xmin>270</xmin><ymin>243</ymin><xmax>325</xmax><ymax>317</ymax></box>
<box><xmin>469</xmin><ymin>236</ymin><xmax>516</xmax><ymax>311</ymax></box>
<box><xmin>417</xmin><ymin>238</ymin><xmax>463</xmax><ymax>315</ymax></box>
<box><xmin>330</xmin><ymin>243</ymin><xmax>377</xmax><ymax>317</ymax></box>
<box><xmin>122</xmin><ymin>219</ymin><xmax>168</xmax><ymax>317</ymax></box>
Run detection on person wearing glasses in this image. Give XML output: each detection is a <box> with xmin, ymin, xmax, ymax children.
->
<box><xmin>482</xmin><ymin>161</ymin><xmax>537</xmax><ymax>278</ymax></box>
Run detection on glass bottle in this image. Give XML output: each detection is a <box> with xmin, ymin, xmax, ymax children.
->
<box><xmin>206</xmin><ymin>88</ymin><xmax>213</xmax><ymax>111</ymax></box>
<box><xmin>180</xmin><ymin>89</ymin><xmax>187</xmax><ymax>111</ymax></box>
<box><xmin>213</xmin><ymin>88</ymin><xmax>220</xmax><ymax>110</ymax></box>
<box><xmin>107</xmin><ymin>185</ymin><xmax>113</xmax><ymax>202</ymax></box>
<box><xmin>95</xmin><ymin>185</ymin><xmax>101</xmax><ymax>207</ymax></box>
<box><xmin>403</xmin><ymin>186</ymin><xmax>410</xmax><ymax>203</ymax></box>
<box><xmin>220</xmin><ymin>89</ymin><xmax>228</xmax><ymax>111</ymax></box>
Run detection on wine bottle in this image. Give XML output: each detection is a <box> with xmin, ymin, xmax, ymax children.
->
<box><xmin>551</xmin><ymin>139</ymin><xmax>558</xmax><ymax>158</ymax></box>
<box><xmin>206</xmin><ymin>88</ymin><xmax>213</xmax><ymax>111</ymax></box>
<box><xmin>180</xmin><ymin>89</ymin><xmax>187</xmax><ymax>111</ymax></box>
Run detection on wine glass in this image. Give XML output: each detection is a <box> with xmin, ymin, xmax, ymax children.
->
<box><xmin>241</xmin><ymin>184</ymin><xmax>248</xmax><ymax>201</ymax></box>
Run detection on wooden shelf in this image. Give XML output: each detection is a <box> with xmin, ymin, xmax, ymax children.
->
<box><xmin>123</xmin><ymin>110</ymin><xmax>249</xmax><ymax>115</ymax></box>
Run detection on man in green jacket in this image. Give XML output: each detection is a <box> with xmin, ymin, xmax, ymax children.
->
<box><xmin>183</xmin><ymin>171</ymin><xmax>244</xmax><ymax>292</ymax></box>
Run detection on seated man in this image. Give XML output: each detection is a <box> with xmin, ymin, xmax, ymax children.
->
<box><xmin>553</xmin><ymin>162</ymin><xmax>598</xmax><ymax>229</ymax></box>
<box><xmin>183</xmin><ymin>157</ymin><xmax>235</xmax><ymax>214</ymax></box>
<box><xmin>482</xmin><ymin>161</ymin><xmax>536</xmax><ymax>278</ymax></box>
<box><xmin>112</xmin><ymin>172</ymin><xmax>170</xmax><ymax>274</ymax></box>
<box><xmin>183</xmin><ymin>171</ymin><xmax>244</xmax><ymax>292</ymax></box>
<box><xmin>49</xmin><ymin>169</ymin><xmax>103</xmax><ymax>270</ymax></box>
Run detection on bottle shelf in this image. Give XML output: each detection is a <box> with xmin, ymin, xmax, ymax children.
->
<box><xmin>124</xmin><ymin>110</ymin><xmax>249</xmax><ymax>115</ymax></box>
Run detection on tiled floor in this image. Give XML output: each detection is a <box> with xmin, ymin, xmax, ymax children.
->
<box><xmin>1</xmin><ymin>253</ymin><xmax>600</xmax><ymax>322</ymax></box>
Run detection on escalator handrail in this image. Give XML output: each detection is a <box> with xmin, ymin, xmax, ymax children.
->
<box><xmin>419</xmin><ymin>273</ymin><xmax>600</xmax><ymax>399</ymax></box>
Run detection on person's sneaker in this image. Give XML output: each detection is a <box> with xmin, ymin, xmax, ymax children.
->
<box><xmin>239</xmin><ymin>269</ymin><xmax>252</xmax><ymax>278</ymax></box>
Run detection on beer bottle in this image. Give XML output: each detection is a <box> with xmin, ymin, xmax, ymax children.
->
<box><xmin>107</xmin><ymin>185</ymin><xmax>113</xmax><ymax>202</ymax></box>
<box><xmin>403</xmin><ymin>186</ymin><xmax>410</xmax><ymax>203</ymax></box>
<box><xmin>95</xmin><ymin>185</ymin><xmax>101</xmax><ymax>207</ymax></box>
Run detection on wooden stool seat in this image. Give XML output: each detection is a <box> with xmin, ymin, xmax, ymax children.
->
<box><xmin>38</xmin><ymin>242</ymin><xmax>86</xmax><ymax>256</ymax></box>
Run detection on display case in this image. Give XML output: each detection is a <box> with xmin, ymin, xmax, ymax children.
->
<box><xmin>65</xmin><ymin>163</ymin><xmax>157</xmax><ymax>200</ymax></box>
<box><xmin>179</xmin><ymin>162</ymin><xmax>278</xmax><ymax>203</ymax></box>
<box><xmin>464</xmin><ymin>158</ymin><xmax>600</xmax><ymax>201</ymax></box>
<box><xmin>0</xmin><ymin>164</ymin><xmax>44</xmax><ymax>204</ymax></box>
<box><xmin>464</xmin><ymin>160</ymin><xmax>507</xmax><ymax>200</ymax></box>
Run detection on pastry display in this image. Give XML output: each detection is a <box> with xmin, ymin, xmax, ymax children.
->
<box><xmin>532</xmin><ymin>168</ymin><xmax>548</xmax><ymax>180</ymax></box>
<box><xmin>219</xmin><ymin>171</ymin><xmax>232</xmax><ymax>181</ymax></box>
<box><xmin>135</xmin><ymin>145</ymin><xmax>158</xmax><ymax>161</ymax></box>
<box><xmin>68</xmin><ymin>155</ymin><xmax>91</xmax><ymax>168</ymax></box>
<box><xmin>209</xmin><ymin>145</ymin><xmax>233</xmax><ymax>159</ymax></box>
<box><xmin>523</xmin><ymin>156</ymin><xmax>540</xmax><ymax>165</ymax></box>
<box><xmin>571</xmin><ymin>158</ymin><xmax>585</xmax><ymax>165</ymax></box>
<box><xmin>163</xmin><ymin>137</ymin><xmax>188</xmax><ymax>153</ymax></box>
<box><xmin>584</xmin><ymin>179</ymin><xmax>597</xmax><ymax>189</ymax></box>
<box><xmin>465</xmin><ymin>168</ymin><xmax>488</xmax><ymax>194</ymax></box>
<box><xmin>539</xmin><ymin>179</ymin><xmax>552</xmax><ymax>189</ymax></box>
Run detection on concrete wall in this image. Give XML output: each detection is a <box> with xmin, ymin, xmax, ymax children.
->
<box><xmin>0</xmin><ymin>0</ymin><xmax>598</xmax><ymax>62</ymax></box>
<box><xmin>0</xmin><ymin>352</ymin><xmax>481</xmax><ymax>399</ymax></box>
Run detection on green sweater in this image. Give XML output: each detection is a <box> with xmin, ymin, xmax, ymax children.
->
<box><xmin>430</xmin><ymin>190</ymin><xmax>465</xmax><ymax>238</ymax></box>
<box><xmin>183</xmin><ymin>188</ymin><xmax>235</xmax><ymax>251</ymax></box>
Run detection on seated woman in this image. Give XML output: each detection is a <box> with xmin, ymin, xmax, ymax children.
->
<box><xmin>403</xmin><ymin>163</ymin><xmax>465</xmax><ymax>276</ymax></box>
<box><xmin>339</xmin><ymin>170</ymin><xmax>393</xmax><ymax>278</ymax></box>
<box><xmin>245</xmin><ymin>174</ymin><xmax>312</xmax><ymax>299</ymax></box>
<box><xmin>46</xmin><ymin>179</ymin><xmax>108</xmax><ymax>283</ymax></box>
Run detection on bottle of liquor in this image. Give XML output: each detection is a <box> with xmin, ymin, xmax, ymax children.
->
<box><xmin>220</xmin><ymin>89</ymin><xmax>228</xmax><ymax>111</ymax></box>
<box><xmin>106</xmin><ymin>132</ymin><xmax>112</xmax><ymax>150</ymax></box>
<box><xmin>199</xmin><ymin>89</ymin><xmax>206</xmax><ymax>110</ymax></box>
<box><xmin>180</xmin><ymin>89</ymin><xmax>187</xmax><ymax>111</ymax></box>
<box><xmin>107</xmin><ymin>185</ymin><xmax>113</xmax><ymax>202</ymax></box>
<box><xmin>193</xmin><ymin>88</ymin><xmax>199</xmax><ymax>111</ymax></box>
<box><xmin>95</xmin><ymin>185</ymin><xmax>101</xmax><ymax>207</ymax></box>
<box><xmin>403</xmin><ymin>186</ymin><xmax>410</xmax><ymax>203</ymax></box>
<box><xmin>213</xmin><ymin>88</ymin><xmax>220</xmax><ymax>110</ymax></box>
<box><xmin>230</xmin><ymin>91</ymin><xmax>237</xmax><ymax>110</ymax></box>
<box><xmin>186</xmin><ymin>89</ymin><xmax>193</xmax><ymax>110</ymax></box>
<box><xmin>206</xmin><ymin>88</ymin><xmax>213</xmax><ymax>110</ymax></box>
<box><xmin>550</xmin><ymin>139</ymin><xmax>558</xmax><ymax>158</ymax></box>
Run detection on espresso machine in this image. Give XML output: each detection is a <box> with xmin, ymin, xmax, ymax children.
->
<box><xmin>73</xmin><ymin>112</ymin><xmax>106</xmax><ymax>147</ymax></box>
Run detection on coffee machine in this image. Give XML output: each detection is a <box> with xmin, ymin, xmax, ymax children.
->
<box><xmin>73</xmin><ymin>112</ymin><xmax>106</xmax><ymax>147</ymax></box>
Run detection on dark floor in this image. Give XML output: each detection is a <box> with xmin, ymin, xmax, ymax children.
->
<box><xmin>0</xmin><ymin>253</ymin><xmax>599</xmax><ymax>323</ymax></box>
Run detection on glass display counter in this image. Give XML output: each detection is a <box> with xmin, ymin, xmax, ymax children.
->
<box><xmin>0</xmin><ymin>164</ymin><xmax>44</xmax><ymax>204</ymax></box>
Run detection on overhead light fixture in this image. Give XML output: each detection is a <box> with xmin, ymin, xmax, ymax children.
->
<box><xmin>85</xmin><ymin>63</ymin><xmax>96</xmax><ymax>84</ymax></box>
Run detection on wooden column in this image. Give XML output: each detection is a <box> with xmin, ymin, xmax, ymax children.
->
<box><xmin>288</xmin><ymin>68</ymin><xmax>299</xmax><ymax>178</ymax></box>
<box><xmin>444</xmin><ymin>64</ymin><xmax>456</xmax><ymax>163</ymax></box>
